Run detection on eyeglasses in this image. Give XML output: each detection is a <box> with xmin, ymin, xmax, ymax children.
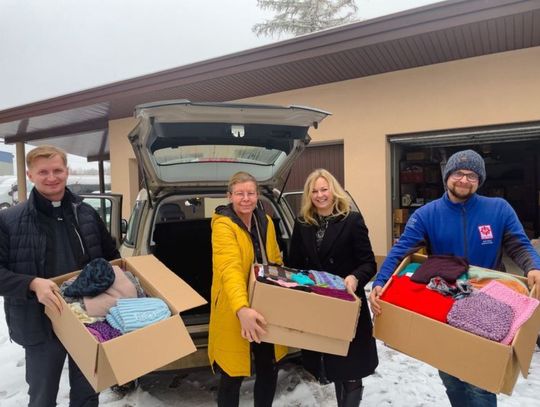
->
<box><xmin>231</xmin><ymin>191</ymin><xmax>257</xmax><ymax>198</ymax></box>
<box><xmin>450</xmin><ymin>171</ymin><xmax>479</xmax><ymax>182</ymax></box>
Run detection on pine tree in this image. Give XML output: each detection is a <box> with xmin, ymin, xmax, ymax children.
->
<box><xmin>253</xmin><ymin>0</ymin><xmax>358</xmax><ymax>38</ymax></box>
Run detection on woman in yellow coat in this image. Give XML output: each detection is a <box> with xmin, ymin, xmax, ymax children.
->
<box><xmin>208</xmin><ymin>171</ymin><xmax>287</xmax><ymax>407</ymax></box>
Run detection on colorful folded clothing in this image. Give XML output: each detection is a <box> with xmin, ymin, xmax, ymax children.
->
<box><xmin>106</xmin><ymin>297</ymin><xmax>171</xmax><ymax>334</ymax></box>
<box><xmin>427</xmin><ymin>277</ymin><xmax>473</xmax><ymax>300</ymax></box>
<box><xmin>259</xmin><ymin>264</ymin><xmax>293</xmax><ymax>280</ymax></box>
<box><xmin>291</xmin><ymin>273</ymin><xmax>315</xmax><ymax>286</ymax></box>
<box><xmin>308</xmin><ymin>270</ymin><xmax>346</xmax><ymax>290</ymax></box>
<box><xmin>256</xmin><ymin>276</ymin><xmax>312</xmax><ymax>292</ymax></box>
<box><xmin>468</xmin><ymin>266</ymin><xmax>528</xmax><ymax>294</ymax></box>
<box><xmin>480</xmin><ymin>280</ymin><xmax>539</xmax><ymax>345</ymax></box>
<box><xmin>380</xmin><ymin>275</ymin><xmax>455</xmax><ymax>322</ymax></box>
<box><xmin>469</xmin><ymin>278</ymin><xmax>529</xmax><ymax>296</ymax></box>
<box><xmin>447</xmin><ymin>292</ymin><xmax>513</xmax><ymax>342</ymax></box>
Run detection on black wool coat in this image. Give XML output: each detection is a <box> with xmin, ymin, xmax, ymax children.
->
<box><xmin>287</xmin><ymin>211</ymin><xmax>379</xmax><ymax>382</ymax></box>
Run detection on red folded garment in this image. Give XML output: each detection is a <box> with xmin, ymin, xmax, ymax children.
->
<box><xmin>380</xmin><ymin>275</ymin><xmax>455</xmax><ymax>322</ymax></box>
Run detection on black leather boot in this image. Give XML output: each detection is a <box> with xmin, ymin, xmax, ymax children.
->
<box><xmin>342</xmin><ymin>385</ymin><xmax>364</xmax><ymax>407</ymax></box>
<box><xmin>334</xmin><ymin>381</ymin><xmax>344</xmax><ymax>407</ymax></box>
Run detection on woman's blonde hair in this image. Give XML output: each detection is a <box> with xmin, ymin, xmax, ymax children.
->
<box><xmin>299</xmin><ymin>168</ymin><xmax>350</xmax><ymax>225</ymax></box>
<box><xmin>227</xmin><ymin>171</ymin><xmax>259</xmax><ymax>194</ymax></box>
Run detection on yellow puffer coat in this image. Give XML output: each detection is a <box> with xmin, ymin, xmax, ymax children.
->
<box><xmin>208</xmin><ymin>208</ymin><xmax>287</xmax><ymax>377</ymax></box>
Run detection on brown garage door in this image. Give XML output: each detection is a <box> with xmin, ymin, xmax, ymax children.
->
<box><xmin>284</xmin><ymin>142</ymin><xmax>344</xmax><ymax>192</ymax></box>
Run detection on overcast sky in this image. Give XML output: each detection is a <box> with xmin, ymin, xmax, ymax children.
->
<box><xmin>0</xmin><ymin>0</ymin><xmax>442</xmax><ymax>110</ymax></box>
<box><xmin>0</xmin><ymin>0</ymin><xmax>441</xmax><ymax>167</ymax></box>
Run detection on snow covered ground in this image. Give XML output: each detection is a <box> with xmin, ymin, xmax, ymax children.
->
<box><xmin>1</xmin><ymin>296</ymin><xmax>539</xmax><ymax>406</ymax></box>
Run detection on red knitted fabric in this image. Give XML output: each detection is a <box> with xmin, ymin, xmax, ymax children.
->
<box><xmin>380</xmin><ymin>275</ymin><xmax>455</xmax><ymax>322</ymax></box>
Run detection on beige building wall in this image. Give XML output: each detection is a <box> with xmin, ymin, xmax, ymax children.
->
<box><xmin>108</xmin><ymin>117</ymin><xmax>139</xmax><ymax>217</ymax></box>
<box><xmin>108</xmin><ymin>46</ymin><xmax>540</xmax><ymax>259</ymax></box>
<box><xmin>241</xmin><ymin>47</ymin><xmax>540</xmax><ymax>256</ymax></box>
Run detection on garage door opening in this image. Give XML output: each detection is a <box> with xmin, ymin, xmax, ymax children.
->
<box><xmin>388</xmin><ymin>122</ymin><xmax>540</xmax><ymax>241</ymax></box>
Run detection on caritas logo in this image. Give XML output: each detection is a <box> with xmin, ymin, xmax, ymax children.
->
<box><xmin>478</xmin><ymin>225</ymin><xmax>493</xmax><ymax>240</ymax></box>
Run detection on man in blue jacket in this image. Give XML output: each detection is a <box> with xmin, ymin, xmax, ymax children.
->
<box><xmin>0</xmin><ymin>145</ymin><xmax>120</xmax><ymax>407</ymax></box>
<box><xmin>369</xmin><ymin>149</ymin><xmax>540</xmax><ymax>407</ymax></box>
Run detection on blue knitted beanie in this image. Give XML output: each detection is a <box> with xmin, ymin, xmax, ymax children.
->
<box><xmin>443</xmin><ymin>149</ymin><xmax>486</xmax><ymax>186</ymax></box>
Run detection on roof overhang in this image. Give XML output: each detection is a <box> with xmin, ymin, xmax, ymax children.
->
<box><xmin>1</xmin><ymin>0</ymin><xmax>539</xmax><ymax>160</ymax></box>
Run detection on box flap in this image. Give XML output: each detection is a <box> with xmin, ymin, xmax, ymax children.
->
<box><xmin>101</xmin><ymin>316</ymin><xmax>196</xmax><ymax>386</ymax></box>
<box><xmin>45</xmin><ymin>296</ymin><xmax>100</xmax><ymax>389</ymax></box>
<box><xmin>511</xmin><ymin>291</ymin><xmax>540</xmax><ymax>377</ymax></box>
<box><xmin>500</xmin><ymin>353</ymin><xmax>520</xmax><ymax>395</ymax></box>
<box><xmin>124</xmin><ymin>255</ymin><xmax>207</xmax><ymax>314</ymax></box>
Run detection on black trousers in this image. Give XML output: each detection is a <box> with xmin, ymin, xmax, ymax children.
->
<box><xmin>217</xmin><ymin>342</ymin><xmax>278</xmax><ymax>407</ymax></box>
<box><xmin>25</xmin><ymin>335</ymin><xmax>98</xmax><ymax>407</ymax></box>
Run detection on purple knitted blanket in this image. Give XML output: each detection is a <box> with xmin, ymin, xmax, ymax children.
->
<box><xmin>447</xmin><ymin>292</ymin><xmax>514</xmax><ymax>342</ymax></box>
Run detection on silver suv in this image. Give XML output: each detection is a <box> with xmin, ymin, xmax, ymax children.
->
<box><xmin>89</xmin><ymin>100</ymin><xmax>329</xmax><ymax>371</ymax></box>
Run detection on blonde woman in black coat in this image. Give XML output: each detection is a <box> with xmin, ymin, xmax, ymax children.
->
<box><xmin>287</xmin><ymin>169</ymin><xmax>378</xmax><ymax>407</ymax></box>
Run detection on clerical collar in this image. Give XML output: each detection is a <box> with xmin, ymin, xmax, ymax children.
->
<box><xmin>33</xmin><ymin>189</ymin><xmax>68</xmax><ymax>217</ymax></box>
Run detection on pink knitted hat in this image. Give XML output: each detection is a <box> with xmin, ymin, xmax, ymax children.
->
<box><xmin>481</xmin><ymin>280</ymin><xmax>539</xmax><ymax>345</ymax></box>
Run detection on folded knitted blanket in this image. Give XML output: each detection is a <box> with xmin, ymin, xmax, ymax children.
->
<box><xmin>480</xmin><ymin>280</ymin><xmax>539</xmax><ymax>345</ymax></box>
<box><xmin>447</xmin><ymin>292</ymin><xmax>514</xmax><ymax>342</ymax></box>
<box><xmin>106</xmin><ymin>298</ymin><xmax>171</xmax><ymax>334</ymax></box>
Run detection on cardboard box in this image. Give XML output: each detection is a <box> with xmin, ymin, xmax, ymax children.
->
<box><xmin>393</xmin><ymin>208</ymin><xmax>409</xmax><ymax>224</ymax></box>
<box><xmin>45</xmin><ymin>255</ymin><xmax>207</xmax><ymax>392</ymax></box>
<box><xmin>392</xmin><ymin>224</ymin><xmax>405</xmax><ymax>238</ymax></box>
<box><xmin>248</xmin><ymin>265</ymin><xmax>360</xmax><ymax>356</ymax></box>
<box><xmin>373</xmin><ymin>253</ymin><xmax>540</xmax><ymax>395</ymax></box>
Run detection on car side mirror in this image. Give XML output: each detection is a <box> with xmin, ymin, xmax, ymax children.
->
<box><xmin>121</xmin><ymin>219</ymin><xmax>128</xmax><ymax>234</ymax></box>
